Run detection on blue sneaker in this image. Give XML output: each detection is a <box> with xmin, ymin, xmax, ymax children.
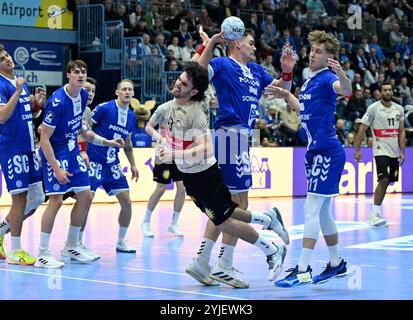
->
<box><xmin>274</xmin><ymin>265</ymin><xmax>312</xmax><ymax>288</ymax></box>
<box><xmin>312</xmin><ymin>259</ymin><xmax>347</xmax><ymax>285</ymax></box>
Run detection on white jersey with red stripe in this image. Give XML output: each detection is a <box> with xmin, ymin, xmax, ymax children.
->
<box><xmin>361</xmin><ymin>100</ymin><xmax>404</xmax><ymax>157</ymax></box>
<box><xmin>148</xmin><ymin>98</ymin><xmax>216</xmax><ymax>173</ymax></box>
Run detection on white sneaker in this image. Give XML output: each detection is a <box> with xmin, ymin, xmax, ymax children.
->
<box><xmin>366</xmin><ymin>214</ymin><xmax>388</xmax><ymax>227</ymax></box>
<box><xmin>267</xmin><ymin>243</ymin><xmax>287</xmax><ymax>281</ymax></box>
<box><xmin>79</xmin><ymin>242</ymin><xmax>100</xmax><ymax>261</ymax></box>
<box><xmin>141</xmin><ymin>222</ymin><xmax>154</xmax><ymax>237</ymax></box>
<box><xmin>185</xmin><ymin>258</ymin><xmax>220</xmax><ymax>286</ymax></box>
<box><xmin>210</xmin><ymin>263</ymin><xmax>249</xmax><ymax>288</ymax></box>
<box><xmin>35</xmin><ymin>250</ymin><xmax>65</xmax><ymax>269</ymax></box>
<box><xmin>61</xmin><ymin>245</ymin><xmax>95</xmax><ymax>263</ymax></box>
<box><xmin>116</xmin><ymin>240</ymin><xmax>136</xmax><ymax>253</ymax></box>
<box><xmin>168</xmin><ymin>223</ymin><xmax>184</xmax><ymax>237</ymax></box>
<box><xmin>263</xmin><ymin>207</ymin><xmax>290</xmax><ymax>245</ymax></box>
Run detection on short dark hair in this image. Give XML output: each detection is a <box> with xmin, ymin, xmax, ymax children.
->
<box><xmin>86</xmin><ymin>77</ymin><xmax>97</xmax><ymax>86</ymax></box>
<box><xmin>379</xmin><ymin>81</ymin><xmax>392</xmax><ymax>91</ymax></box>
<box><xmin>65</xmin><ymin>60</ymin><xmax>87</xmax><ymax>73</ymax></box>
<box><xmin>184</xmin><ymin>61</ymin><xmax>209</xmax><ymax>102</ymax></box>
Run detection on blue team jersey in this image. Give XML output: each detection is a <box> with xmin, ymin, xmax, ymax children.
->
<box><xmin>209</xmin><ymin>57</ymin><xmax>274</xmax><ymax>131</ymax></box>
<box><xmin>42</xmin><ymin>85</ymin><xmax>88</xmax><ymax>153</ymax></box>
<box><xmin>87</xmin><ymin>100</ymin><xmax>137</xmax><ymax>164</ymax></box>
<box><xmin>299</xmin><ymin>68</ymin><xmax>341</xmax><ymax>150</ymax></box>
<box><xmin>0</xmin><ymin>75</ymin><xmax>35</xmax><ymax>153</ymax></box>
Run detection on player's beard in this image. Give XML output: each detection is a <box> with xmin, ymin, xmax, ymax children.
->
<box><xmin>382</xmin><ymin>94</ymin><xmax>392</xmax><ymax>102</ymax></box>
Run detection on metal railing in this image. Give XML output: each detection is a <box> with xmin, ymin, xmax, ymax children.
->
<box><xmin>123</xmin><ymin>37</ymin><xmax>144</xmax><ymax>80</ymax></box>
<box><xmin>102</xmin><ymin>20</ymin><xmax>124</xmax><ymax>69</ymax></box>
<box><xmin>141</xmin><ymin>54</ymin><xmax>165</xmax><ymax>101</ymax></box>
<box><xmin>77</xmin><ymin>4</ymin><xmax>104</xmax><ymax>53</ymax></box>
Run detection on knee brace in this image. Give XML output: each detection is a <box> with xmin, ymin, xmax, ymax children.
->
<box><xmin>303</xmin><ymin>194</ymin><xmax>325</xmax><ymax>240</ymax></box>
<box><xmin>24</xmin><ymin>183</ymin><xmax>45</xmax><ymax>215</ymax></box>
<box><xmin>319</xmin><ymin>198</ymin><xmax>338</xmax><ymax>236</ymax></box>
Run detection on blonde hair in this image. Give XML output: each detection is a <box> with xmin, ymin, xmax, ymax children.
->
<box><xmin>307</xmin><ymin>30</ymin><xmax>340</xmax><ymax>54</ymax></box>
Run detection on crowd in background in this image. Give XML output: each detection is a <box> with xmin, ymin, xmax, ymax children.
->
<box><xmin>77</xmin><ymin>0</ymin><xmax>413</xmax><ymax>147</ymax></box>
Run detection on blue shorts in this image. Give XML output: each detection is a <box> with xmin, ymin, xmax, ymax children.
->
<box><xmin>213</xmin><ymin>128</ymin><xmax>252</xmax><ymax>194</ymax></box>
<box><xmin>305</xmin><ymin>147</ymin><xmax>346</xmax><ymax>197</ymax></box>
<box><xmin>88</xmin><ymin>160</ymin><xmax>129</xmax><ymax>196</ymax></box>
<box><xmin>0</xmin><ymin>151</ymin><xmax>42</xmax><ymax>195</ymax></box>
<box><xmin>40</xmin><ymin>148</ymin><xmax>90</xmax><ymax>195</ymax></box>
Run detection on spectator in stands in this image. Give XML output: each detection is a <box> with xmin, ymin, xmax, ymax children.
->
<box><xmin>261</xmin><ymin>55</ymin><xmax>278</xmax><ymax>78</ymax></box>
<box><xmin>370</xmin><ymin>72</ymin><xmax>386</xmax><ymax>93</ymax></box>
<box><xmin>104</xmin><ymin>0</ymin><xmax>119</xmax><ymax>21</ymax></box>
<box><xmin>245</xmin><ymin>13</ymin><xmax>262</xmax><ymax>39</ymax></box>
<box><xmin>256</xmin><ymin>119</ymin><xmax>274</xmax><ymax>146</ymax></box>
<box><xmin>352</xmin><ymin>73</ymin><xmax>365</xmax><ymax>92</ymax></box>
<box><xmin>129</xmin><ymin>2</ymin><xmax>145</xmax><ymax>29</ymax></box>
<box><xmin>198</xmin><ymin>8</ymin><xmax>217</xmax><ymax>36</ymax></box>
<box><xmin>116</xmin><ymin>3</ymin><xmax>133</xmax><ymax>36</ymax></box>
<box><xmin>343</xmin><ymin>60</ymin><xmax>355</xmax><ymax>82</ymax></box>
<box><xmin>153</xmin><ymin>34</ymin><xmax>168</xmax><ymax>58</ymax></box>
<box><xmin>385</xmin><ymin>61</ymin><xmax>403</xmax><ymax>83</ymax></box>
<box><xmin>279</xmin><ymin>102</ymin><xmax>301</xmax><ymax>144</ymax></box>
<box><xmin>213</xmin><ymin>43</ymin><xmax>227</xmax><ymax>58</ymax></box>
<box><xmin>335</xmin><ymin>118</ymin><xmax>346</xmax><ymax>145</ymax></box>
<box><xmin>369</xmin><ymin>47</ymin><xmax>381</xmax><ymax>70</ymax></box>
<box><xmin>390</xmin><ymin>23</ymin><xmax>404</xmax><ymax>48</ymax></box>
<box><xmin>403</xmin><ymin>63</ymin><xmax>413</xmax><ymax>87</ymax></box>
<box><xmin>369</xmin><ymin>35</ymin><xmax>385</xmax><ymax>61</ymax></box>
<box><xmin>364</xmin><ymin>63</ymin><xmax>379</xmax><ymax>88</ymax></box>
<box><xmin>264</xmin><ymin>106</ymin><xmax>281</xmax><ymax>139</ymax></box>
<box><xmin>306</xmin><ymin>0</ymin><xmax>327</xmax><ymax>19</ymax></box>
<box><xmin>291</xmin><ymin>26</ymin><xmax>305</xmax><ymax>52</ymax></box>
<box><xmin>260</xmin><ymin>24</ymin><xmax>279</xmax><ymax>56</ymax></box>
<box><xmin>167</xmin><ymin>37</ymin><xmax>182</xmax><ymax>62</ymax></box>
<box><xmin>185</xmin><ymin>10</ymin><xmax>198</xmax><ymax>34</ymax></box>
<box><xmin>144</xmin><ymin>4</ymin><xmax>161</xmax><ymax>30</ymax></box>
<box><xmin>352</xmin><ymin>47</ymin><xmax>370</xmax><ymax>75</ymax></box>
<box><xmin>134</xmin><ymin>18</ymin><xmax>150</xmax><ymax>37</ymax></box>
<box><xmin>389</xmin><ymin>77</ymin><xmax>404</xmax><ymax>104</ymax></box>
<box><xmin>175</xmin><ymin>20</ymin><xmax>192</xmax><ymax>47</ymax></box>
<box><xmin>345</xmin><ymin>132</ymin><xmax>355</xmax><ymax>147</ymax></box>
<box><xmin>180</xmin><ymin>38</ymin><xmax>196</xmax><ymax>66</ymax></box>
<box><xmin>150</xmin><ymin>17</ymin><xmax>171</xmax><ymax>42</ymax></box>
<box><xmin>125</xmin><ymin>38</ymin><xmax>142</xmax><ymax>78</ymax></box>
<box><xmin>139</xmin><ymin>34</ymin><xmax>152</xmax><ymax>55</ymax></box>
<box><xmin>364</xmin><ymin>88</ymin><xmax>376</xmax><ymax>106</ymax></box>
<box><xmin>261</xmin><ymin>15</ymin><xmax>277</xmax><ymax>37</ymax></box>
<box><xmin>393</xmin><ymin>51</ymin><xmax>407</xmax><ymax>73</ymax></box>
<box><xmin>398</xmin><ymin>76</ymin><xmax>413</xmax><ymax>105</ymax></box>
<box><xmin>395</xmin><ymin>36</ymin><xmax>412</xmax><ymax>63</ymax></box>
<box><xmin>278</xmin><ymin>30</ymin><xmax>299</xmax><ymax>53</ymax></box>
<box><xmin>345</xmin><ymin>90</ymin><xmax>367</xmax><ymax>121</ymax></box>
<box><xmin>166</xmin><ymin>58</ymin><xmax>180</xmax><ymax>72</ymax></box>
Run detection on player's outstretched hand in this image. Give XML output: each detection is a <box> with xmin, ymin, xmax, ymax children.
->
<box><xmin>199</xmin><ymin>25</ymin><xmax>210</xmax><ymax>45</ymax></box>
<box><xmin>34</xmin><ymin>86</ymin><xmax>46</xmax><ymax>106</ymax></box>
<box><xmin>210</xmin><ymin>30</ymin><xmax>227</xmax><ymax>45</ymax></box>
<box><xmin>280</xmin><ymin>44</ymin><xmax>296</xmax><ymax>73</ymax></box>
<box><xmin>264</xmin><ymin>85</ymin><xmax>290</xmax><ymax>99</ymax></box>
<box><xmin>107</xmin><ymin>137</ymin><xmax>125</xmax><ymax>148</ymax></box>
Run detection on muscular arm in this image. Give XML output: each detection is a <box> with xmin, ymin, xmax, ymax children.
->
<box><xmin>354</xmin><ymin>123</ymin><xmax>369</xmax><ymax>160</ymax></box>
<box><xmin>0</xmin><ymin>77</ymin><xmax>25</xmax><ymax>124</ymax></box>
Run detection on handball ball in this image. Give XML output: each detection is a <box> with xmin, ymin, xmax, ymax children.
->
<box><xmin>221</xmin><ymin>16</ymin><xmax>245</xmax><ymax>41</ymax></box>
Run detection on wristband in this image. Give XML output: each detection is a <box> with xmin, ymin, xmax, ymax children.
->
<box><xmin>281</xmin><ymin>72</ymin><xmax>293</xmax><ymax>81</ymax></box>
<box><xmin>78</xmin><ymin>141</ymin><xmax>87</xmax><ymax>152</ymax></box>
<box><xmin>197</xmin><ymin>44</ymin><xmax>206</xmax><ymax>55</ymax></box>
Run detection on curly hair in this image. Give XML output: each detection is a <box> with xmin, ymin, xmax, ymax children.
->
<box><xmin>308</xmin><ymin>30</ymin><xmax>340</xmax><ymax>54</ymax></box>
<box><xmin>184</xmin><ymin>61</ymin><xmax>209</xmax><ymax>102</ymax></box>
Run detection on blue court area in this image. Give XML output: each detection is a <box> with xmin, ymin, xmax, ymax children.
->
<box><xmin>0</xmin><ymin>193</ymin><xmax>412</xmax><ymax>300</ymax></box>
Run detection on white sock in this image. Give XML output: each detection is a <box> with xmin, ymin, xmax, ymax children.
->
<box><xmin>144</xmin><ymin>209</ymin><xmax>153</xmax><ymax>223</ymax></box>
<box><xmin>0</xmin><ymin>219</ymin><xmax>10</xmax><ymax>236</ymax></box>
<box><xmin>79</xmin><ymin>231</ymin><xmax>84</xmax><ymax>244</ymax></box>
<box><xmin>40</xmin><ymin>232</ymin><xmax>51</xmax><ymax>253</ymax></box>
<box><xmin>218</xmin><ymin>244</ymin><xmax>235</xmax><ymax>268</ymax></box>
<box><xmin>11</xmin><ymin>236</ymin><xmax>21</xmax><ymax>252</ymax></box>
<box><xmin>254</xmin><ymin>234</ymin><xmax>277</xmax><ymax>256</ymax></box>
<box><xmin>66</xmin><ymin>225</ymin><xmax>81</xmax><ymax>247</ymax></box>
<box><xmin>328</xmin><ymin>244</ymin><xmax>341</xmax><ymax>267</ymax></box>
<box><xmin>251</xmin><ymin>211</ymin><xmax>272</xmax><ymax>228</ymax></box>
<box><xmin>298</xmin><ymin>248</ymin><xmax>313</xmax><ymax>272</ymax></box>
<box><xmin>171</xmin><ymin>210</ymin><xmax>180</xmax><ymax>224</ymax></box>
<box><xmin>118</xmin><ymin>226</ymin><xmax>128</xmax><ymax>243</ymax></box>
<box><xmin>372</xmin><ymin>205</ymin><xmax>381</xmax><ymax>216</ymax></box>
<box><xmin>196</xmin><ymin>238</ymin><xmax>215</xmax><ymax>265</ymax></box>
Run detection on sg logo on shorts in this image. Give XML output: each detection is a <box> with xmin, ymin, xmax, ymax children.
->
<box><xmin>7</xmin><ymin>155</ymin><xmax>30</xmax><ymax>179</ymax></box>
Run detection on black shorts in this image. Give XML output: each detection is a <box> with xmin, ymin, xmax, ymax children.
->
<box><xmin>181</xmin><ymin>162</ymin><xmax>238</xmax><ymax>226</ymax></box>
<box><xmin>375</xmin><ymin>156</ymin><xmax>399</xmax><ymax>182</ymax></box>
<box><xmin>153</xmin><ymin>162</ymin><xmax>183</xmax><ymax>184</ymax></box>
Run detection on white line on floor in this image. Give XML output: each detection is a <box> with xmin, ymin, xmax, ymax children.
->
<box><xmin>0</xmin><ymin>268</ymin><xmax>247</xmax><ymax>300</ymax></box>
<box><xmin>123</xmin><ymin>267</ymin><xmax>187</xmax><ymax>276</ymax></box>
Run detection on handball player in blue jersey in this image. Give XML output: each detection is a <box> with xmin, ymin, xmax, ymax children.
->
<box><xmin>266</xmin><ymin>30</ymin><xmax>352</xmax><ymax>287</ymax></box>
<box><xmin>86</xmin><ymin>79</ymin><xmax>139</xmax><ymax>254</ymax></box>
<box><xmin>34</xmin><ymin>60</ymin><xmax>123</xmax><ymax>269</ymax></box>
<box><xmin>0</xmin><ymin>44</ymin><xmax>45</xmax><ymax>265</ymax></box>
<box><xmin>186</xmin><ymin>27</ymin><xmax>294</xmax><ymax>287</ymax></box>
